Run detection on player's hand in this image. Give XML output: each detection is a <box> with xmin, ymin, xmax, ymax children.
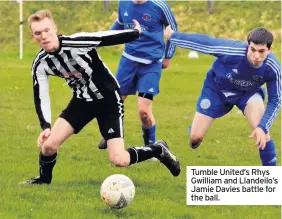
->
<box><xmin>133</xmin><ymin>19</ymin><xmax>142</xmax><ymax>34</ymax></box>
<box><xmin>164</xmin><ymin>25</ymin><xmax>174</xmax><ymax>40</ymax></box>
<box><xmin>37</xmin><ymin>128</ymin><xmax>51</xmax><ymax>148</ymax></box>
<box><xmin>249</xmin><ymin>127</ymin><xmax>267</xmax><ymax>149</ymax></box>
<box><xmin>162</xmin><ymin>58</ymin><xmax>171</xmax><ymax>69</ymax></box>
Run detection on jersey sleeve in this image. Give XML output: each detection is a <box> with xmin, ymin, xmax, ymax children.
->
<box><xmin>170</xmin><ymin>32</ymin><xmax>246</xmax><ymax>58</ymax></box>
<box><xmin>258</xmin><ymin>59</ymin><xmax>281</xmax><ymax>133</ymax></box>
<box><xmin>61</xmin><ymin>29</ymin><xmax>140</xmax><ymax>47</ymax></box>
<box><xmin>32</xmin><ymin>62</ymin><xmax>51</xmax><ymax>130</ymax></box>
<box><xmin>159</xmin><ymin>1</ymin><xmax>178</xmax><ymax>59</ymax></box>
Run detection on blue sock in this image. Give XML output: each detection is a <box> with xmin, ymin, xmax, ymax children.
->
<box><xmin>188</xmin><ymin>125</ymin><xmax>192</xmax><ymax>136</ymax></box>
<box><xmin>259</xmin><ymin>139</ymin><xmax>277</xmax><ymax>166</ymax></box>
<box><xmin>142</xmin><ymin>124</ymin><xmax>156</xmax><ymax>145</ymax></box>
<box><xmin>188</xmin><ymin>125</ymin><xmax>202</xmax><ymax>149</ymax></box>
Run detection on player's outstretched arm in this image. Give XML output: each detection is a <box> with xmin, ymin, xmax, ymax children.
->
<box><xmin>166</xmin><ymin>27</ymin><xmax>246</xmax><ymax>58</ymax></box>
<box><xmin>62</xmin><ymin>20</ymin><xmax>141</xmax><ymax>48</ymax></box>
<box><xmin>97</xmin><ymin>20</ymin><xmax>141</xmax><ymax>47</ymax></box>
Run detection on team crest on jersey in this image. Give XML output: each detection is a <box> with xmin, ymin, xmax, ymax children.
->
<box><xmin>69</xmin><ymin>58</ymin><xmax>77</xmax><ymax>65</ymax></box>
<box><xmin>253</xmin><ymin>75</ymin><xmax>263</xmax><ymax>82</ymax></box>
<box><xmin>200</xmin><ymin>98</ymin><xmax>211</xmax><ymax>110</ymax></box>
<box><xmin>142</xmin><ymin>13</ymin><xmax>151</xmax><ymax>21</ymax></box>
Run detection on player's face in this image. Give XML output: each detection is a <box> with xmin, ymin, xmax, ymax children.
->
<box><xmin>132</xmin><ymin>0</ymin><xmax>148</xmax><ymax>4</ymax></box>
<box><xmin>247</xmin><ymin>42</ymin><xmax>271</xmax><ymax>67</ymax></box>
<box><xmin>31</xmin><ymin>18</ymin><xmax>59</xmax><ymax>53</ymax></box>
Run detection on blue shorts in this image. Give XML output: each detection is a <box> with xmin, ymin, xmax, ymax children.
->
<box><xmin>196</xmin><ymin>79</ymin><xmax>265</xmax><ymax>118</ymax></box>
<box><xmin>115</xmin><ymin>56</ymin><xmax>162</xmax><ymax>96</ymax></box>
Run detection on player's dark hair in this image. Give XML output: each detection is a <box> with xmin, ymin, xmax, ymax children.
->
<box><xmin>247</xmin><ymin>28</ymin><xmax>274</xmax><ymax>49</ymax></box>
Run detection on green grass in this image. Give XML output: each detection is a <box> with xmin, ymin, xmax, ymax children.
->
<box><xmin>0</xmin><ymin>1</ymin><xmax>281</xmax><ymax>219</ymax></box>
<box><xmin>0</xmin><ymin>48</ymin><xmax>280</xmax><ymax>219</ymax></box>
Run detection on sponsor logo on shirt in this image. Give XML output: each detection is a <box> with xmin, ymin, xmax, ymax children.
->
<box><xmin>226</xmin><ymin>73</ymin><xmax>257</xmax><ymax>87</ymax></box>
<box><xmin>124</xmin><ymin>23</ymin><xmax>148</xmax><ymax>32</ymax></box>
<box><xmin>63</xmin><ymin>71</ymin><xmax>82</xmax><ymax>78</ymax></box>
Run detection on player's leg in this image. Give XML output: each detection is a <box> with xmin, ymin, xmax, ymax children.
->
<box><xmin>21</xmin><ymin>98</ymin><xmax>96</xmax><ymax>184</ymax></box>
<box><xmin>189</xmin><ymin>80</ymin><xmax>232</xmax><ymax>149</ymax></box>
<box><xmin>98</xmin><ymin>56</ymin><xmax>137</xmax><ymax>150</ymax></box>
<box><xmin>137</xmin><ymin>61</ymin><xmax>162</xmax><ymax>145</ymax></box>
<box><xmin>189</xmin><ymin>112</ymin><xmax>214</xmax><ymax>149</ymax></box>
<box><xmin>241</xmin><ymin>92</ymin><xmax>276</xmax><ymax>166</ymax></box>
<box><xmin>138</xmin><ymin>95</ymin><xmax>155</xmax><ymax>145</ymax></box>
<box><xmin>20</xmin><ymin>117</ymin><xmax>75</xmax><ymax>185</ymax></box>
<box><xmin>97</xmin><ymin>90</ymin><xmax>180</xmax><ymax>176</ymax></box>
<box><xmin>107</xmin><ymin>138</ymin><xmax>180</xmax><ymax>177</ymax></box>
<box><xmin>122</xmin><ymin>96</ymin><xmax>127</xmax><ymax>101</ymax></box>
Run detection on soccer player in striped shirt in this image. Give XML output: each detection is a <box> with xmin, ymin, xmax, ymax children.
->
<box><xmin>165</xmin><ymin>26</ymin><xmax>280</xmax><ymax>166</ymax></box>
<box><xmin>21</xmin><ymin>10</ymin><xmax>180</xmax><ymax>185</ymax></box>
<box><xmin>98</xmin><ymin>0</ymin><xmax>178</xmax><ymax>153</ymax></box>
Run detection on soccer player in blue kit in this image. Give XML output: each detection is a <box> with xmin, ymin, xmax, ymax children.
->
<box><xmin>165</xmin><ymin>26</ymin><xmax>281</xmax><ymax>166</ymax></box>
<box><xmin>98</xmin><ymin>0</ymin><xmax>178</xmax><ymax>150</ymax></box>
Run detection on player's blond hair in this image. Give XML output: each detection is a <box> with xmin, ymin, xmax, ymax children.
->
<box><xmin>27</xmin><ymin>10</ymin><xmax>55</xmax><ymax>27</ymax></box>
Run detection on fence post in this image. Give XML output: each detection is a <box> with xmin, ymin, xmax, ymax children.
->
<box><xmin>207</xmin><ymin>0</ymin><xmax>214</xmax><ymax>14</ymax></box>
<box><xmin>104</xmin><ymin>0</ymin><xmax>110</xmax><ymax>12</ymax></box>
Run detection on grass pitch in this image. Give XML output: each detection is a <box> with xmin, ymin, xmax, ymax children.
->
<box><xmin>0</xmin><ymin>48</ymin><xmax>280</xmax><ymax>219</ymax></box>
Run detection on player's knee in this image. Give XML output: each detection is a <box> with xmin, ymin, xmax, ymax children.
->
<box><xmin>138</xmin><ymin>108</ymin><xmax>151</xmax><ymax>123</ymax></box>
<box><xmin>109</xmin><ymin>154</ymin><xmax>128</xmax><ymax>167</ymax></box>
<box><xmin>138</xmin><ymin>108</ymin><xmax>149</xmax><ymax>117</ymax></box>
<box><xmin>42</xmin><ymin>140</ymin><xmax>59</xmax><ymax>155</ymax></box>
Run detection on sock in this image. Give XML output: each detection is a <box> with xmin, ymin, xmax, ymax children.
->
<box><xmin>259</xmin><ymin>139</ymin><xmax>276</xmax><ymax>166</ymax></box>
<box><xmin>142</xmin><ymin>124</ymin><xmax>156</xmax><ymax>145</ymax></box>
<box><xmin>127</xmin><ymin>143</ymin><xmax>162</xmax><ymax>165</ymax></box>
<box><xmin>188</xmin><ymin>125</ymin><xmax>202</xmax><ymax>148</ymax></box>
<box><xmin>188</xmin><ymin>125</ymin><xmax>192</xmax><ymax>136</ymax></box>
<box><xmin>39</xmin><ymin>152</ymin><xmax>57</xmax><ymax>180</ymax></box>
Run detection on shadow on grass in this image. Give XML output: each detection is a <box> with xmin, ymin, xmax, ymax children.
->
<box><xmin>99</xmin><ymin>207</ymin><xmax>134</xmax><ymax>219</ymax></box>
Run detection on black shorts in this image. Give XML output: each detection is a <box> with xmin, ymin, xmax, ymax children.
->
<box><xmin>59</xmin><ymin>90</ymin><xmax>124</xmax><ymax>140</ymax></box>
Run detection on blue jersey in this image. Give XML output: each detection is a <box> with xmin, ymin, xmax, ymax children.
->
<box><xmin>111</xmin><ymin>0</ymin><xmax>178</xmax><ymax>64</ymax></box>
<box><xmin>170</xmin><ymin>32</ymin><xmax>281</xmax><ymax>133</ymax></box>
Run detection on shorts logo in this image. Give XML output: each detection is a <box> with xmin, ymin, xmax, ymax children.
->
<box><xmin>108</xmin><ymin>128</ymin><xmax>115</xmax><ymax>134</ymax></box>
<box><xmin>268</xmin><ymin>157</ymin><xmax>277</xmax><ymax>164</ymax></box>
<box><xmin>148</xmin><ymin>88</ymin><xmax>154</xmax><ymax>92</ymax></box>
<box><xmin>142</xmin><ymin>13</ymin><xmax>151</xmax><ymax>21</ymax></box>
<box><xmin>232</xmin><ymin>69</ymin><xmax>238</xmax><ymax>74</ymax></box>
<box><xmin>200</xmin><ymin>98</ymin><xmax>211</xmax><ymax>109</ymax></box>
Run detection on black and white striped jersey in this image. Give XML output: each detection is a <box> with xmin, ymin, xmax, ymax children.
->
<box><xmin>32</xmin><ymin>29</ymin><xmax>140</xmax><ymax>130</ymax></box>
